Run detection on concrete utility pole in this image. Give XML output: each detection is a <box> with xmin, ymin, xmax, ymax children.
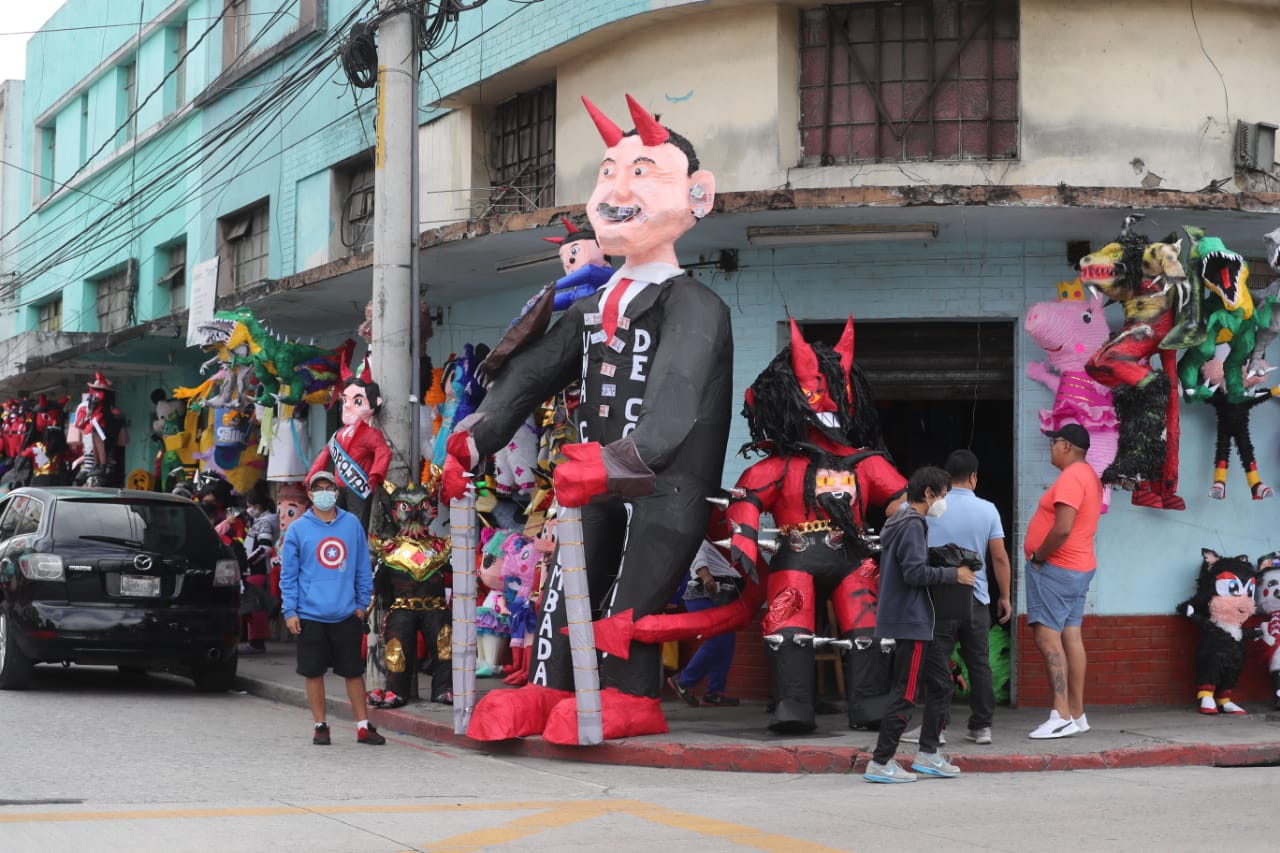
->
<box><xmin>372</xmin><ymin>0</ymin><xmax>420</xmax><ymax>486</ymax></box>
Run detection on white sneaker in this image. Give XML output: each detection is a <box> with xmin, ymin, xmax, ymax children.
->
<box><xmin>911</xmin><ymin>751</ymin><xmax>960</xmax><ymax>778</ymax></box>
<box><xmin>965</xmin><ymin>726</ymin><xmax>992</xmax><ymax>744</ymax></box>
<box><xmin>1028</xmin><ymin>710</ymin><xmax>1079</xmax><ymax>739</ymax></box>
<box><xmin>1073</xmin><ymin>714</ymin><xmax>1090</xmax><ymax>733</ymax></box>
<box><xmin>900</xmin><ymin>726</ymin><xmax>944</xmax><ymax>745</ymax></box>
<box><xmin>864</xmin><ymin>758</ymin><xmax>918</xmax><ymax>783</ymax></box>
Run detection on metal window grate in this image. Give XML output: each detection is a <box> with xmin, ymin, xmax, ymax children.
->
<box><xmin>160</xmin><ymin>243</ymin><xmax>187</xmax><ymax>312</ymax></box>
<box><xmin>1247</xmin><ymin>257</ymin><xmax>1279</xmax><ymax>297</ymax></box>
<box><xmin>174</xmin><ymin>23</ymin><xmax>188</xmax><ymax>110</ymax></box>
<box><xmin>340</xmin><ymin>160</ymin><xmax>375</xmax><ymax>253</ymax></box>
<box><xmin>95</xmin><ymin>264</ymin><xmax>134</xmax><ymax>333</ymax></box>
<box><xmin>38</xmin><ymin>298</ymin><xmax>62</xmax><ymax>332</ymax></box>
<box><xmin>226</xmin><ymin>205</ymin><xmax>269</xmax><ymax>290</ymax></box>
<box><xmin>490</xmin><ymin>83</ymin><xmax>556</xmax><ymax>214</ymax></box>
<box><xmin>799</xmin><ymin>0</ymin><xmax>1019</xmax><ymax>165</ymax></box>
<box><xmin>122</xmin><ymin>61</ymin><xmax>137</xmax><ymax>142</ymax></box>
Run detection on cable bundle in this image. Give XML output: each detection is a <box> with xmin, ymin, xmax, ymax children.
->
<box><xmin>339</xmin><ymin>20</ymin><xmax>379</xmax><ymax>89</ymax></box>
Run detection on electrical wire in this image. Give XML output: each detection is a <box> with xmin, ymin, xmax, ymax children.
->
<box><xmin>6</xmin><ymin>0</ymin><xmax>544</xmax><ymax>309</ymax></box>
<box><xmin>0</xmin><ymin>0</ymin><xmax>306</xmax><ymax>277</ymax></box>
<box><xmin>338</xmin><ymin>20</ymin><xmax>378</xmax><ymax>88</ymax></box>
<box><xmin>4</xmin><ymin>1</ymin><xmax>375</xmax><ymax>297</ymax></box>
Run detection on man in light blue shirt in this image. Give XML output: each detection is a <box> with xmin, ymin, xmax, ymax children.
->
<box><xmin>924</xmin><ymin>449</ymin><xmax>1012</xmax><ymax>745</ymax></box>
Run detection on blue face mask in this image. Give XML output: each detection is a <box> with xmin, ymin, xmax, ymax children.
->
<box><xmin>311</xmin><ymin>490</ymin><xmax>338</xmax><ymax>511</ymax></box>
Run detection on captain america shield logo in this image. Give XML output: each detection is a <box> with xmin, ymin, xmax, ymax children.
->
<box><xmin>316</xmin><ymin>537</ymin><xmax>347</xmax><ymax>570</ymax></box>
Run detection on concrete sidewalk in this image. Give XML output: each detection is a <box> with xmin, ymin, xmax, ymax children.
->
<box><xmin>234</xmin><ymin>646</ymin><xmax>1280</xmax><ymax>774</ymax></box>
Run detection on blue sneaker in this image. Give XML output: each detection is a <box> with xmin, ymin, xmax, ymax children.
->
<box><xmin>911</xmin><ymin>751</ymin><xmax>960</xmax><ymax>778</ymax></box>
<box><xmin>863</xmin><ymin>759</ymin><xmax>917</xmax><ymax>783</ymax></box>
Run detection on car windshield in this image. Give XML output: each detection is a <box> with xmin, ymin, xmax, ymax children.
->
<box><xmin>53</xmin><ymin>498</ymin><xmax>223</xmax><ymax>560</ymax></box>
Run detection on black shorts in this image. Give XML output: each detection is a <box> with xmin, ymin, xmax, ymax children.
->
<box><xmin>295</xmin><ymin>616</ymin><xmax>366</xmax><ymax>678</ymax></box>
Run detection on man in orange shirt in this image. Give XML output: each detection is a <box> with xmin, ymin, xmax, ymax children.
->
<box><xmin>1024</xmin><ymin>423</ymin><xmax>1103</xmax><ymax>739</ymax></box>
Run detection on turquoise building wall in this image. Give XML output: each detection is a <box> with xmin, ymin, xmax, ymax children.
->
<box><xmin>9</xmin><ymin>0</ymin><xmax>1276</xmax><ymax>624</ymax></box>
<box><xmin>443</xmin><ymin>237</ymin><xmax>1280</xmax><ymax>618</ymax></box>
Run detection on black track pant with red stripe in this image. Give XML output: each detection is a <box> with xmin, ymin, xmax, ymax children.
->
<box><xmin>871</xmin><ymin>638</ymin><xmax>954</xmax><ymax>765</ymax></box>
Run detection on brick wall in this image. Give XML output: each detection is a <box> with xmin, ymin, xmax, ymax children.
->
<box><xmin>1013</xmin><ymin>614</ymin><xmax>1275</xmax><ymax>707</ymax></box>
<box><xmin>722</xmin><ymin>624</ymin><xmax>773</xmax><ymax>700</ymax></box>
<box><xmin>691</xmin><ymin>614</ymin><xmax>1277</xmax><ymax>706</ymax></box>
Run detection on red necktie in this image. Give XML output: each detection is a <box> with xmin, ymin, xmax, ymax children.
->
<box><xmin>601</xmin><ymin>278</ymin><xmax>634</xmax><ymax>343</ymax></box>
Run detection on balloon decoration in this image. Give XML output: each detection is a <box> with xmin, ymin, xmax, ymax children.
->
<box><xmin>306</xmin><ymin>377</ymin><xmax>392</xmax><ymax>528</ymax></box>
<box><xmin>444</xmin><ymin>93</ymin><xmax>733</xmax><ymax>745</ymax></box>
<box><xmin>1080</xmin><ymin>216</ymin><xmax>1192</xmax><ymax>510</ymax></box>
<box><xmin>367</xmin><ymin>482</ymin><xmax>452</xmax><ymax>708</ymax></box>
<box><xmin>1024</xmin><ymin>280</ymin><xmax>1118</xmax><ymax>510</ymax></box>
<box><xmin>727</xmin><ymin>317</ymin><xmax>906</xmax><ymax>733</ymax></box>
<box><xmin>1176</xmin><ymin>549</ymin><xmax>1264</xmax><ymax>715</ymax></box>
<box><xmin>1256</xmin><ymin>552</ymin><xmax>1280</xmax><ymax>710</ymax></box>
<box><xmin>1177</xmin><ymin>229</ymin><xmax>1277</xmax><ymax>500</ymax></box>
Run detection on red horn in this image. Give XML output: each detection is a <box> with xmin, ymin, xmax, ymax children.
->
<box><xmin>834</xmin><ymin>315</ymin><xmax>855</xmax><ymax>375</ymax></box>
<box><xmin>788</xmin><ymin>318</ymin><xmax>820</xmax><ymax>389</ymax></box>
<box><xmin>626</xmin><ymin>94</ymin><xmax>669</xmax><ymax>146</ymax></box>
<box><xmin>581</xmin><ymin>95</ymin><xmax>624</xmax><ymax>146</ymax></box>
<box><xmin>560</xmin><ymin>215</ymin><xmax>580</xmax><ymax>235</ymax></box>
<box><xmin>542</xmin><ymin>236</ymin><xmax>565</xmax><ymax>245</ymax></box>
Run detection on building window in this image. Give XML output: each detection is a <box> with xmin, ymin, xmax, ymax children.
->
<box><xmin>337</xmin><ymin>157</ymin><xmax>375</xmax><ymax>255</ymax></box>
<box><xmin>160</xmin><ymin>242</ymin><xmax>187</xmax><ymax>313</ymax></box>
<box><xmin>219</xmin><ymin>201</ymin><xmax>270</xmax><ymax>292</ymax></box>
<box><xmin>489</xmin><ymin>82</ymin><xmax>556</xmax><ymax>214</ymax></box>
<box><xmin>37</xmin><ymin>298</ymin><xmax>62</xmax><ymax>332</ymax></box>
<box><xmin>39</xmin><ymin>125</ymin><xmax>56</xmax><ymax>198</ymax></box>
<box><xmin>94</xmin><ymin>264</ymin><xmax>134</xmax><ymax>333</ymax></box>
<box><xmin>223</xmin><ymin>0</ymin><xmax>252</xmax><ymax>69</ymax></box>
<box><xmin>79</xmin><ymin>94</ymin><xmax>89</xmax><ymax>164</ymax></box>
<box><xmin>170</xmin><ymin>23</ymin><xmax>188</xmax><ymax>111</ymax></box>
<box><xmin>799</xmin><ymin>0</ymin><xmax>1019</xmax><ymax>165</ymax></box>
<box><xmin>120</xmin><ymin>61</ymin><xmax>138</xmax><ymax>143</ymax></box>
<box><xmin>1248</xmin><ymin>258</ymin><xmax>1278</xmax><ymax>295</ymax></box>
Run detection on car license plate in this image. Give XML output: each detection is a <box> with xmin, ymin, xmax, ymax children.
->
<box><xmin>120</xmin><ymin>574</ymin><xmax>160</xmax><ymax>597</ymax></box>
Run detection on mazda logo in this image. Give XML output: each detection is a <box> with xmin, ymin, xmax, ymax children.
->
<box><xmin>133</xmin><ymin>555</ymin><xmax>153</xmax><ymax>571</ymax></box>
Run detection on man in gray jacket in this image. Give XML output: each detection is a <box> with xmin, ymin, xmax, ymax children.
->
<box><xmin>865</xmin><ymin>467</ymin><xmax>975</xmax><ymax>784</ymax></box>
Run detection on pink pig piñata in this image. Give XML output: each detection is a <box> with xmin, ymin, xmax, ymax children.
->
<box><xmin>1024</xmin><ymin>281</ymin><xmax>1118</xmax><ymax>510</ymax></box>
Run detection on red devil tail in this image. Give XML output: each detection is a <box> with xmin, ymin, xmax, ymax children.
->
<box><xmin>575</xmin><ymin>579</ymin><xmax>766</xmax><ymax>660</ymax></box>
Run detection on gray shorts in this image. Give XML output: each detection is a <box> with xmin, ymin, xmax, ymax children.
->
<box><xmin>1025</xmin><ymin>560</ymin><xmax>1095</xmax><ymax>632</ymax></box>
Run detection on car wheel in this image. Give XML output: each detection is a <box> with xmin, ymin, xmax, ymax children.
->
<box><xmin>0</xmin><ymin>609</ymin><xmax>34</xmax><ymax>690</ymax></box>
<box><xmin>191</xmin><ymin>654</ymin><xmax>238</xmax><ymax>692</ymax></box>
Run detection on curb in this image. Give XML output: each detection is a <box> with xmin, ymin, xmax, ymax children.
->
<box><xmin>236</xmin><ymin>675</ymin><xmax>1280</xmax><ymax>774</ymax></box>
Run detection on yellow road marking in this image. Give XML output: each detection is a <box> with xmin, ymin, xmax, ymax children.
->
<box><xmin>415</xmin><ymin>800</ymin><xmax>614</xmax><ymax>853</ymax></box>
<box><xmin>0</xmin><ymin>799</ymin><xmax>852</xmax><ymax>852</ymax></box>
<box><xmin>622</xmin><ymin>802</ymin><xmax>848</xmax><ymax>853</ymax></box>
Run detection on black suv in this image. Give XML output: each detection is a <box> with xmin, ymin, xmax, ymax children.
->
<box><xmin>0</xmin><ymin>487</ymin><xmax>241</xmax><ymax>691</ymax></box>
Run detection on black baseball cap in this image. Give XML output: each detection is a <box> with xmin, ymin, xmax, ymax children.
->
<box><xmin>1043</xmin><ymin>423</ymin><xmax>1090</xmax><ymax>451</ymax></box>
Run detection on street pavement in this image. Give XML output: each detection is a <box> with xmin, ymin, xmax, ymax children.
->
<box><xmin>235</xmin><ymin>645</ymin><xmax>1280</xmax><ymax>775</ymax></box>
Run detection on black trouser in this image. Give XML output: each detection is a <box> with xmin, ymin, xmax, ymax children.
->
<box><xmin>529</xmin><ymin>482</ymin><xmax>709</xmax><ymax>697</ymax></box>
<box><xmin>872</xmin><ymin>638</ymin><xmax>953</xmax><ymax>764</ymax></box>
<box><xmin>383</xmin><ymin>607</ymin><xmax>450</xmax><ymax>700</ymax></box>
<box><xmin>933</xmin><ymin>596</ymin><xmax>995</xmax><ymax>731</ymax></box>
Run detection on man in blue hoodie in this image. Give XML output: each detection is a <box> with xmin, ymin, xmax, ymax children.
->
<box><xmin>864</xmin><ymin>467</ymin><xmax>975</xmax><ymax>783</ymax></box>
<box><xmin>281</xmin><ymin>471</ymin><xmax>384</xmax><ymax>746</ymax></box>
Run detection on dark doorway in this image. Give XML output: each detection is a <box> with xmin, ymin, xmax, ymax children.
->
<box><xmin>802</xmin><ymin>319</ymin><xmax>1017</xmax><ymax>564</ymax></box>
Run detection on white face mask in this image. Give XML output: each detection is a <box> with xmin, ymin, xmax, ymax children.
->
<box><xmin>926</xmin><ymin>496</ymin><xmax>948</xmax><ymax>519</ymax></box>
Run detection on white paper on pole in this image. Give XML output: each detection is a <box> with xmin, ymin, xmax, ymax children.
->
<box><xmin>185</xmin><ymin>257</ymin><xmax>219</xmax><ymax>347</ymax></box>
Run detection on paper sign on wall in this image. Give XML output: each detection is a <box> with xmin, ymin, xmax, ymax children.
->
<box><xmin>186</xmin><ymin>257</ymin><xmax>219</xmax><ymax>347</ymax></box>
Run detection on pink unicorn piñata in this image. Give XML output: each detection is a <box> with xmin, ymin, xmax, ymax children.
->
<box><xmin>1025</xmin><ymin>280</ymin><xmax>1118</xmax><ymax>511</ymax></box>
